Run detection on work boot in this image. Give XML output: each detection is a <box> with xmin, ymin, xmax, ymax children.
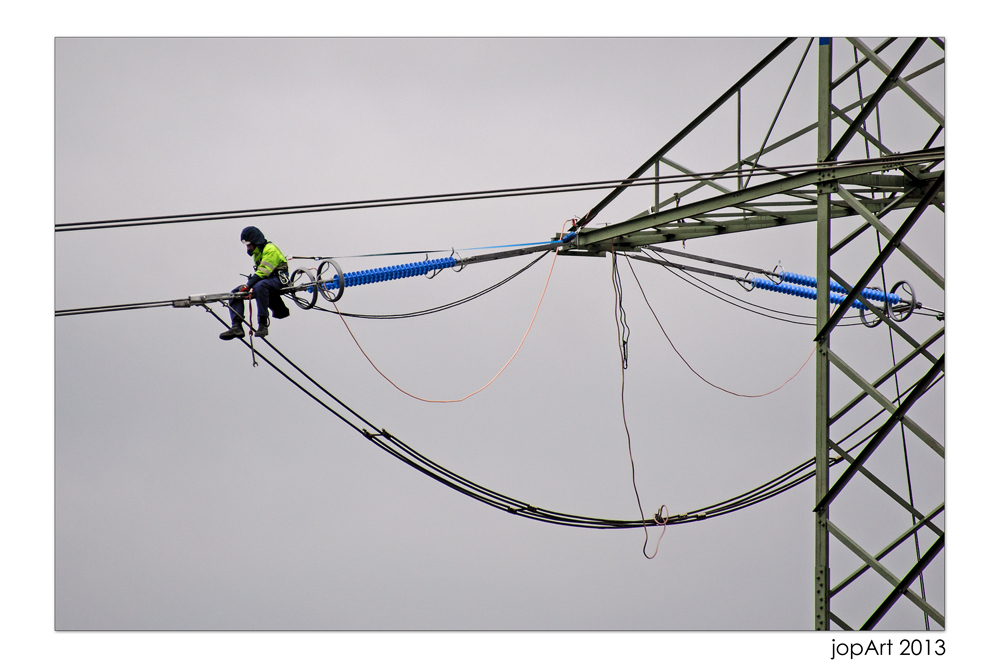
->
<box><xmin>219</xmin><ymin>323</ymin><xmax>245</xmax><ymax>340</ymax></box>
<box><xmin>255</xmin><ymin>316</ymin><xmax>269</xmax><ymax>338</ymax></box>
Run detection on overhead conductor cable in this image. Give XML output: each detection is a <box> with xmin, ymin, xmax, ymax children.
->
<box><xmin>326</xmin><ymin>223</ymin><xmax>572</xmax><ymax>403</ymax></box>
<box><xmin>201</xmin><ymin>301</ymin><xmax>867</xmax><ymax>529</ymax></box>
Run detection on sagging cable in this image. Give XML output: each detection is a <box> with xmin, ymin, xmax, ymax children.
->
<box><xmin>204</xmin><ymin>300</ymin><xmax>849</xmax><ymax>529</ymax></box>
<box><xmin>624</xmin><ymin>253</ymin><xmax>815</xmax><ymax>398</ymax></box>
<box><xmin>328</xmin><ymin>223</ymin><xmax>571</xmax><ymax>403</ymax></box>
<box><xmin>634</xmin><ymin>248</ymin><xmax>920</xmax><ymax>318</ymax></box>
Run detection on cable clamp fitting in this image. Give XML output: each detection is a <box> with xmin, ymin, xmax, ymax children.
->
<box><xmin>425</xmin><ymin>253</ymin><xmax>441</xmax><ymax>280</ymax></box>
<box><xmin>653</xmin><ymin>504</ymin><xmax>669</xmax><ymax>525</ymax></box>
<box><xmin>450</xmin><ymin>247</ymin><xmax>465</xmax><ymax>272</ymax></box>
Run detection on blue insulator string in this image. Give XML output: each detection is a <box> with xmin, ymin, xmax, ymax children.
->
<box><xmin>302</xmin><ymin>231</ymin><xmax>575</xmax><ymax>295</ymax></box>
<box><xmin>309</xmin><ymin>257</ymin><xmax>458</xmax><ymax>292</ymax></box>
<box><xmin>779</xmin><ymin>272</ymin><xmax>900</xmax><ymax>305</ymax></box>
<box><xmin>288</xmin><ymin>234</ymin><xmax>576</xmax><ymax>262</ymax></box>
<box><xmin>753</xmin><ymin>277</ymin><xmax>867</xmax><ymax>310</ymax></box>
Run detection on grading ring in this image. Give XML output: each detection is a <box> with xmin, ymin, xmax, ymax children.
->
<box><xmin>316</xmin><ymin>259</ymin><xmax>345</xmax><ymax>303</ymax></box>
<box><xmin>889</xmin><ymin>281</ymin><xmax>916</xmax><ymax>322</ymax></box>
<box><xmin>289</xmin><ymin>268</ymin><xmax>318</xmax><ymax>310</ymax></box>
<box><xmin>859</xmin><ymin>300</ymin><xmax>883</xmax><ymax>328</ymax></box>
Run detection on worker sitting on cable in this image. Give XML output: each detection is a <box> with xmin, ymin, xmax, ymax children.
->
<box><xmin>219</xmin><ymin>226</ymin><xmax>291</xmax><ymax>340</ymax></box>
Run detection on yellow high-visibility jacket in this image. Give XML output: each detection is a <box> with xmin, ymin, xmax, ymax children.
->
<box><xmin>247</xmin><ymin>242</ymin><xmax>287</xmax><ymax>287</ymax></box>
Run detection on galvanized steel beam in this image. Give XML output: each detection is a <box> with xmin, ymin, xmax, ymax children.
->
<box><xmin>815</xmin><ymin>175</ymin><xmax>944</xmax><ymax>343</ymax></box>
<box><xmin>577</xmin><ymin>153</ymin><xmax>936</xmax><ymax>249</ymax></box>
<box><xmin>576</xmin><ymin>38</ymin><xmax>797</xmax><ymax>229</ymax></box>
<box><xmin>828</xmin><ymin>521</ymin><xmax>944</xmax><ymax>626</ymax></box>
<box><xmin>828</xmin><ymin>268</ymin><xmax>941</xmax><ymax>366</ymax></box>
<box><xmin>831</xmin><ymin>503</ymin><xmax>944</xmax><ymax>596</ymax></box>
<box><xmin>827</xmin><ymin>39</ymin><xmax>926</xmax><ymax>161</ymax></box>
<box><xmin>828</xmin><ymin>441</ymin><xmax>943</xmax><ymax>533</ymax></box>
<box><xmin>830</xmin><ymin>327</ymin><xmax>945</xmax><ymax>424</ymax></box>
<box><xmin>815</xmin><ymin>354</ymin><xmax>944</xmax><ymax>513</ymax></box>
<box><xmin>860</xmin><ymin>535</ymin><xmax>945</xmax><ymax>630</ymax></box>
<box><xmin>836</xmin><ymin>185</ymin><xmax>944</xmax><ymax>289</ymax></box>
<box><xmin>815</xmin><ymin>36</ymin><xmax>834</xmax><ymax>632</ymax></box>
<box><xmin>847</xmin><ymin>38</ymin><xmax>944</xmax><ymax>127</ymax></box>
<box><xmin>827</xmin><ymin>349</ymin><xmax>944</xmax><ymax>457</ymax></box>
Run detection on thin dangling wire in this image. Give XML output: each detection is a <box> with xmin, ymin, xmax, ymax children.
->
<box><xmin>612</xmin><ymin>245</ymin><xmax>665</xmax><ymax>559</ymax></box>
<box><xmin>855</xmin><ymin>43</ymin><xmax>930</xmax><ymax>629</ymax></box>
<box><xmin>612</xmin><ymin>248</ymin><xmax>631</xmax><ymax>370</ymax></box>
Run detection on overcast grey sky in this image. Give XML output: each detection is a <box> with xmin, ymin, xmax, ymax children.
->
<box><xmin>51</xmin><ymin>34</ymin><xmax>951</xmax><ymax>634</ymax></box>
<box><xmin>6</xmin><ymin>10</ymin><xmax>994</xmax><ymax>664</ymax></box>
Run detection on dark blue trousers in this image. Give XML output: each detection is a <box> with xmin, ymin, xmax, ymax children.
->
<box><xmin>229</xmin><ymin>276</ymin><xmax>289</xmax><ymax>326</ymax></box>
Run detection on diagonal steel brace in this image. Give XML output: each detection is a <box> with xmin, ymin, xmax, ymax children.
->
<box><xmin>815</xmin><ymin>353</ymin><xmax>944</xmax><ymax>513</ymax></box>
<box><xmin>815</xmin><ymin>174</ymin><xmax>944</xmax><ymax>343</ymax></box>
<box><xmin>828</xmin><ymin>520</ymin><xmax>944</xmax><ymax>626</ymax></box>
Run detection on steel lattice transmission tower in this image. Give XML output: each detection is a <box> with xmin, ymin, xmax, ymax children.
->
<box><xmin>566</xmin><ymin>37</ymin><xmax>944</xmax><ymax>630</ymax></box>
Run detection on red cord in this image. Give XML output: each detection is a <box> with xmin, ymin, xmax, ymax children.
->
<box><xmin>624</xmin><ymin>253</ymin><xmax>815</xmax><ymax>398</ymax></box>
<box><xmin>648</xmin><ymin>505</ymin><xmax>669</xmax><ymax>559</ymax></box>
<box><xmin>331</xmin><ymin>221</ymin><xmax>570</xmax><ymax>403</ymax></box>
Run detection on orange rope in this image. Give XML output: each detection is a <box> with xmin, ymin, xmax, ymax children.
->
<box><xmin>624</xmin><ymin>253</ymin><xmax>815</xmax><ymax>398</ymax></box>
<box><xmin>332</xmin><ymin>222</ymin><xmax>569</xmax><ymax>403</ymax></box>
<box><xmin>648</xmin><ymin>505</ymin><xmax>669</xmax><ymax>559</ymax></box>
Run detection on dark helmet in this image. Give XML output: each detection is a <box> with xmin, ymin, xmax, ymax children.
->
<box><xmin>240</xmin><ymin>226</ymin><xmax>267</xmax><ymax>247</ymax></box>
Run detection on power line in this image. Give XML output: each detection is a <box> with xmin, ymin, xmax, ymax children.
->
<box><xmin>55</xmin><ymin>299</ymin><xmax>177</xmax><ymax>317</ymax></box>
<box><xmin>55</xmin><ymin>251</ymin><xmax>550</xmax><ymax>319</ymax></box>
<box><xmin>56</xmin><ymin>257</ymin><xmax>886</xmax><ymax>524</ymax></box>
<box><xmin>623</xmin><ymin>252</ymin><xmax>816</xmax><ymax>398</ymax></box>
<box><xmin>320</xmin><ymin>251</ymin><xmax>550</xmax><ymax>320</ymax></box>
<box><xmin>642</xmin><ymin>250</ymin><xmax>820</xmax><ymax>326</ymax></box>
<box><xmin>55</xmin><ymin>170</ymin><xmax>754</xmax><ymax>233</ymax></box>
<box><xmin>641</xmin><ymin>247</ymin><xmax>883</xmax><ymax>327</ymax></box>
<box><xmin>683</xmin><ymin>370</ymin><xmax>943</xmax><ymax>521</ymax></box>
<box><xmin>55</xmin><ymin>236</ymin><xmax>930</xmax><ymax>527</ymax></box>
<box><xmin>202</xmin><ymin>303</ymin><xmax>845</xmax><ymax>529</ymax></box>
<box><xmin>326</xmin><ymin>244</ymin><xmax>560</xmax><ymax>404</ymax></box>
<box><xmin>55</xmin><ymin>151</ymin><xmax>937</xmax><ymax>233</ymax></box>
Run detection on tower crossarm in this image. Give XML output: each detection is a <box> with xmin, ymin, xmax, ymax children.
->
<box><xmin>573</xmin><ymin>151</ymin><xmax>942</xmax><ymax>251</ymax></box>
